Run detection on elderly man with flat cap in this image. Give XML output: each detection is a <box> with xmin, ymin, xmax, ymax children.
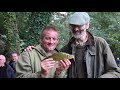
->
<box><xmin>60</xmin><ymin>12</ymin><xmax>120</xmax><ymax>78</ymax></box>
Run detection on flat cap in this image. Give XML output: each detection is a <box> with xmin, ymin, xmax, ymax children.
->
<box><xmin>68</xmin><ymin>12</ymin><xmax>90</xmax><ymax>25</ymax></box>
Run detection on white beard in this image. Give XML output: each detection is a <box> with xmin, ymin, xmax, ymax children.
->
<box><xmin>73</xmin><ymin>30</ymin><xmax>86</xmax><ymax>40</ymax></box>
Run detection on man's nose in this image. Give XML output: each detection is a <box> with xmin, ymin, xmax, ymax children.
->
<box><xmin>49</xmin><ymin>38</ymin><xmax>54</xmax><ymax>43</ymax></box>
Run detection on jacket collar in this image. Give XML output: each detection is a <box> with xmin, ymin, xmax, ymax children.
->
<box><xmin>86</xmin><ymin>31</ymin><xmax>95</xmax><ymax>46</ymax></box>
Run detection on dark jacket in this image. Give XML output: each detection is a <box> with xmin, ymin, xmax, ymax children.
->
<box><xmin>0</xmin><ymin>63</ymin><xmax>15</xmax><ymax>78</ymax></box>
<box><xmin>60</xmin><ymin>31</ymin><xmax>120</xmax><ymax>78</ymax></box>
<box><xmin>9</xmin><ymin>60</ymin><xmax>16</xmax><ymax>73</ymax></box>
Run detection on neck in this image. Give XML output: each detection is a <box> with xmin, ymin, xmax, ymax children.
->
<box><xmin>46</xmin><ymin>50</ymin><xmax>55</xmax><ymax>56</ymax></box>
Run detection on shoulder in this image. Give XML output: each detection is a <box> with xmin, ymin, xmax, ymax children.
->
<box><xmin>94</xmin><ymin>36</ymin><xmax>107</xmax><ymax>44</ymax></box>
<box><xmin>19</xmin><ymin>45</ymin><xmax>44</xmax><ymax>61</ymax></box>
<box><xmin>5</xmin><ymin>63</ymin><xmax>13</xmax><ymax>71</ymax></box>
<box><xmin>21</xmin><ymin>45</ymin><xmax>39</xmax><ymax>56</ymax></box>
<box><xmin>94</xmin><ymin>36</ymin><xmax>110</xmax><ymax>49</ymax></box>
<box><xmin>94</xmin><ymin>36</ymin><xmax>106</xmax><ymax>42</ymax></box>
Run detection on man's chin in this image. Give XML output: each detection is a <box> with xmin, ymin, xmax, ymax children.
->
<box><xmin>48</xmin><ymin>47</ymin><xmax>55</xmax><ymax>51</ymax></box>
<box><xmin>73</xmin><ymin>35</ymin><xmax>82</xmax><ymax>39</ymax></box>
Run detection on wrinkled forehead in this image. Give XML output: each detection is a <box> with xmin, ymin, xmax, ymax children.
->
<box><xmin>43</xmin><ymin>29</ymin><xmax>58</xmax><ymax>37</ymax></box>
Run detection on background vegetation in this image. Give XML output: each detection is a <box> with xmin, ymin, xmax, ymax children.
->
<box><xmin>0</xmin><ymin>12</ymin><xmax>120</xmax><ymax>60</ymax></box>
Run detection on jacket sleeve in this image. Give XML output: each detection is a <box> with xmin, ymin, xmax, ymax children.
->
<box><xmin>16</xmin><ymin>51</ymin><xmax>41</xmax><ymax>78</ymax></box>
<box><xmin>99</xmin><ymin>39</ymin><xmax>120</xmax><ymax>78</ymax></box>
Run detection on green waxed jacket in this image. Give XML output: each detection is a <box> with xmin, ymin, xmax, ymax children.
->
<box><xmin>61</xmin><ymin>31</ymin><xmax>120</xmax><ymax>78</ymax></box>
<box><xmin>16</xmin><ymin>45</ymin><xmax>67</xmax><ymax>78</ymax></box>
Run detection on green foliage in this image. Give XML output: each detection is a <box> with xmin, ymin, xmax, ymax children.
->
<box><xmin>89</xmin><ymin>12</ymin><xmax>120</xmax><ymax>58</ymax></box>
<box><xmin>0</xmin><ymin>12</ymin><xmax>21</xmax><ymax>58</ymax></box>
<box><xmin>15</xmin><ymin>12</ymin><xmax>30</xmax><ymax>40</ymax></box>
<box><xmin>24</xmin><ymin>12</ymin><xmax>53</xmax><ymax>47</ymax></box>
<box><xmin>0</xmin><ymin>12</ymin><xmax>120</xmax><ymax>59</ymax></box>
<box><xmin>3</xmin><ymin>12</ymin><xmax>20</xmax><ymax>55</ymax></box>
<box><xmin>13</xmin><ymin>12</ymin><xmax>53</xmax><ymax>52</ymax></box>
<box><xmin>15</xmin><ymin>12</ymin><xmax>32</xmax><ymax>51</ymax></box>
<box><xmin>50</xmin><ymin>12</ymin><xmax>70</xmax><ymax>50</ymax></box>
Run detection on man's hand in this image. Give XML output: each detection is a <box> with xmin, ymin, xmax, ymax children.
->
<box><xmin>55</xmin><ymin>59</ymin><xmax>71</xmax><ymax>76</ymax></box>
<box><xmin>24</xmin><ymin>46</ymin><xmax>35</xmax><ymax>52</ymax></box>
<box><xmin>40</xmin><ymin>58</ymin><xmax>56</xmax><ymax>78</ymax></box>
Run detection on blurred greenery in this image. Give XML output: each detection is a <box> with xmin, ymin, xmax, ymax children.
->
<box><xmin>0</xmin><ymin>12</ymin><xmax>120</xmax><ymax>60</ymax></box>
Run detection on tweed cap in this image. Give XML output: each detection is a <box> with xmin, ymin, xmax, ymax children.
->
<box><xmin>68</xmin><ymin>12</ymin><xmax>90</xmax><ymax>25</ymax></box>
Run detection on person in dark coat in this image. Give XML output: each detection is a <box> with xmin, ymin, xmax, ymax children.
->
<box><xmin>9</xmin><ymin>52</ymin><xmax>19</xmax><ymax>74</ymax></box>
<box><xmin>0</xmin><ymin>55</ymin><xmax>15</xmax><ymax>78</ymax></box>
<box><xmin>60</xmin><ymin>12</ymin><xmax>120</xmax><ymax>78</ymax></box>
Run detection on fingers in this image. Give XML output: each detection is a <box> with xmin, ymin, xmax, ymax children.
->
<box><xmin>24</xmin><ymin>46</ymin><xmax>35</xmax><ymax>52</ymax></box>
<box><xmin>56</xmin><ymin>59</ymin><xmax>71</xmax><ymax>71</ymax></box>
<box><xmin>40</xmin><ymin>58</ymin><xmax>56</xmax><ymax>77</ymax></box>
<box><xmin>59</xmin><ymin>59</ymin><xmax>71</xmax><ymax>69</ymax></box>
<box><xmin>41</xmin><ymin>58</ymin><xmax>56</xmax><ymax>71</ymax></box>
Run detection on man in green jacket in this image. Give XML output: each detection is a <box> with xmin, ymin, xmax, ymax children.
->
<box><xmin>25</xmin><ymin>12</ymin><xmax>120</xmax><ymax>78</ymax></box>
<box><xmin>16</xmin><ymin>26</ymin><xmax>71</xmax><ymax>78</ymax></box>
<box><xmin>60</xmin><ymin>12</ymin><xmax>120</xmax><ymax>78</ymax></box>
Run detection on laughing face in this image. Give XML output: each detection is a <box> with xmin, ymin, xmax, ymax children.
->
<box><xmin>40</xmin><ymin>29</ymin><xmax>58</xmax><ymax>52</ymax></box>
<box><xmin>11</xmin><ymin>53</ymin><xmax>18</xmax><ymax>62</ymax></box>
